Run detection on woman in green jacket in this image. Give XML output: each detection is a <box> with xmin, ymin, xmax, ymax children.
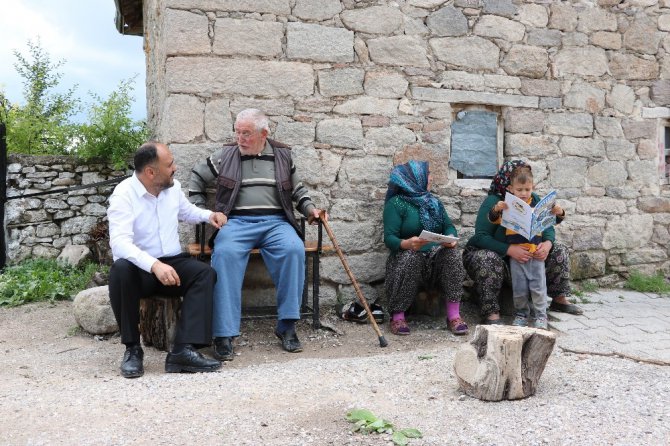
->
<box><xmin>383</xmin><ymin>160</ymin><xmax>468</xmax><ymax>336</ymax></box>
<box><xmin>463</xmin><ymin>159</ymin><xmax>582</xmax><ymax>324</ymax></box>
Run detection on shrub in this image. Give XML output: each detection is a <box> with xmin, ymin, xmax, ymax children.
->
<box><xmin>0</xmin><ymin>258</ymin><xmax>102</xmax><ymax>307</ymax></box>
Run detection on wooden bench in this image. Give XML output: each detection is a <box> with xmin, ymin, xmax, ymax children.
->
<box><xmin>139</xmin><ymin>218</ymin><xmax>332</xmax><ymax>351</ymax></box>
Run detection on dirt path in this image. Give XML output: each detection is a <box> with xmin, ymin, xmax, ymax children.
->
<box><xmin>1</xmin><ymin>301</ymin><xmax>669</xmax><ymax>446</ymax></box>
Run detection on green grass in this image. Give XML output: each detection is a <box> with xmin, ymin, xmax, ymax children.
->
<box><xmin>625</xmin><ymin>270</ymin><xmax>670</xmax><ymax>294</ymax></box>
<box><xmin>0</xmin><ymin>258</ymin><xmax>102</xmax><ymax>307</ymax></box>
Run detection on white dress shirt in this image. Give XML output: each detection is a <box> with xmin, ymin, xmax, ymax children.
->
<box><xmin>107</xmin><ymin>173</ymin><xmax>212</xmax><ymax>272</ymax></box>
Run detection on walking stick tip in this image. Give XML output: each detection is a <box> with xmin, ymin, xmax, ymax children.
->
<box><xmin>379</xmin><ymin>336</ymin><xmax>388</xmax><ymax>348</ymax></box>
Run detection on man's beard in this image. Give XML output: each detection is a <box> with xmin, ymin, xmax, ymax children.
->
<box><xmin>157</xmin><ymin>176</ymin><xmax>175</xmax><ymax>191</ymax></box>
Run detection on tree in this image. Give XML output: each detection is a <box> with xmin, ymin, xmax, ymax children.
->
<box><xmin>4</xmin><ymin>39</ymin><xmax>81</xmax><ymax>155</ymax></box>
<box><xmin>77</xmin><ymin>77</ymin><xmax>149</xmax><ymax>168</ymax></box>
<box><xmin>1</xmin><ymin>39</ymin><xmax>149</xmax><ymax>165</ymax></box>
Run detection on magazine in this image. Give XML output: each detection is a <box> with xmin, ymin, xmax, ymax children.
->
<box><xmin>501</xmin><ymin>190</ymin><xmax>557</xmax><ymax>241</ymax></box>
<box><xmin>419</xmin><ymin>230</ymin><xmax>459</xmax><ymax>244</ymax></box>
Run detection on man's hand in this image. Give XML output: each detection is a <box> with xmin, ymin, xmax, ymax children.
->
<box><xmin>308</xmin><ymin>208</ymin><xmax>327</xmax><ymax>225</ymax></box>
<box><xmin>507</xmin><ymin>244</ymin><xmax>531</xmax><ymax>263</ymax></box>
<box><xmin>209</xmin><ymin>212</ymin><xmax>227</xmax><ymax>229</ymax></box>
<box><xmin>151</xmin><ymin>260</ymin><xmax>181</xmax><ymax>287</ymax></box>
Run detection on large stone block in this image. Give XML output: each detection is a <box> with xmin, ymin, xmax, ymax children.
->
<box><xmin>609</xmin><ymin>54</ymin><xmax>659</xmax><ymax>80</ymax></box>
<box><xmin>607</xmin><ymin>84</ymin><xmax>635</xmax><ymax>114</ymax></box>
<box><xmin>503</xmin><ymin>109</ymin><xmax>544</xmax><ymax>133</ymax></box>
<box><xmin>549</xmin><ymin>3</ymin><xmax>577</xmax><ymax>31</ymax></box>
<box><xmin>549</xmin><ymin>157</ymin><xmax>587</xmax><ymax>188</ymax></box>
<box><xmin>482</xmin><ymin>0</ymin><xmax>517</xmax><ymax>18</ymax></box>
<box><xmin>576</xmin><ymin>197</ymin><xmax>627</xmax><ymax>214</ymax></box>
<box><xmin>627</xmin><ymin>160</ymin><xmax>658</xmax><ymax>186</ymax></box>
<box><xmin>528</xmin><ymin>28</ymin><xmax>562</xmax><ymax>47</ymax></box>
<box><xmin>292</xmin><ymin>146</ymin><xmax>341</xmax><ymax>187</ymax></box>
<box><xmin>167</xmin><ymin>0</ymin><xmax>290</xmax><ymax>14</ymax></box>
<box><xmin>623</xmin><ymin>16</ymin><xmax>661</xmax><ymax>55</ymax></box>
<box><xmin>426</xmin><ymin>6</ymin><xmax>468</xmax><ymax>36</ymax></box>
<box><xmin>564</xmin><ymin>83</ymin><xmax>605</xmax><ymax>114</ymax></box>
<box><xmin>502</xmin><ymin>45</ymin><xmax>548</xmax><ymax>78</ymax></box>
<box><xmin>340</xmin><ymin>155</ymin><xmax>393</xmax><ymax>186</ymax></box>
<box><xmin>622</xmin><ymin>119</ymin><xmax>656</xmax><ymax>140</ymax></box>
<box><xmin>293</xmin><ymin>0</ymin><xmax>342</xmax><ymax>20</ymax></box>
<box><xmin>606</xmin><ymin>139</ymin><xmax>636</xmax><ymax>161</ymax></box>
<box><xmin>365</xmin><ymin>126</ymin><xmax>417</xmax><ymax>150</ymax></box>
<box><xmin>430</xmin><ymin>36</ymin><xmax>499</xmax><ymax>71</ymax></box>
<box><xmin>505</xmin><ymin>134</ymin><xmax>558</xmax><ymax>159</ymax></box>
<box><xmin>369</xmin><ymin>36</ymin><xmax>430</xmax><ymax>67</ymax></box>
<box><xmin>364</xmin><ymin>71</ymin><xmax>408</xmax><ymax>99</ymax></box>
<box><xmin>162</xmin><ymin>94</ymin><xmax>204</xmax><ymax>143</ymax></box>
<box><xmin>560</xmin><ymin>136</ymin><xmax>605</xmax><ymax>159</ymax></box>
<box><xmin>316</xmin><ymin>118</ymin><xmax>364</xmax><ymax>149</ymax></box>
<box><xmin>587</xmin><ymin>161</ymin><xmax>627</xmax><ymax>187</ymax></box>
<box><xmin>287</xmin><ymin>23</ymin><xmax>354</xmax><ymax>63</ymax></box>
<box><xmin>319</xmin><ymin>68</ymin><xmax>364</xmax><ymax>97</ymax></box>
<box><xmin>166</xmin><ymin>58</ymin><xmax>314</xmax><ymax>97</ymax></box>
<box><xmin>205</xmin><ymin>98</ymin><xmax>233</xmax><ymax>142</ymax></box>
<box><xmin>213</xmin><ymin>19</ymin><xmax>283</xmax><ymax>57</ymax></box>
<box><xmin>570</xmin><ymin>251</ymin><xmax>606</xmax><ymax>280</ymax></box>
<box><xmin>412</xmin><ymin>87</ymin><xmax>537</xmax><ymax>108</ymax></box>
<box><xmin>591</xmin><ymin>31</ymin><xmax>622</xmax><ymax>50</ymax></box>
<box><xmin>639</xmin><ymin>197</ymin><xmax>670</xmax><ymax>213</ymax></box>
<box><xmin>274</xmin><ymin>121</ymin><xmax>316</xmax><ymax>146</ymax></box>
<box><xmin>518</xmin><ymin>3</ymin><xmax>548</xmax><ymax>27</ymax></box>
<box><xmin>474</xmin><ymin>14</ymin><xmax>525</xmax><ymax>41</ymax></box>
<box><xmin>553</xmin><ymin>47</ymin><xmax>608</xmax><ymax>77</ymax></box>
<box><xmin>603</xmin><ymin>214</ymin><xmax>653</xmax><ymax>249</ymax></box>
<box><xmin>577</xmin><ymin>7</ymin><xmax>617</xmax><ymax>33</ymax></box>
<box><xmin>651</xmin><ymin>80</ymin><xmax>670</xmax><ymax>106</ymax></box>
<box><xmin>340</xmin><ymin>6</ymin><xmax>404</xmax><ymax>34</ymax></box>
<box><xmin>520</xmin><ymin>79</ymin><xmax>561</xmax><ymax>97</ymax></box>
<box><xmin>544</xmin><ymin>112</ymin><xmax>593</xmax><ymax>137</ymax></box>
<box><xmin>622</xmin><ymin>248</ymin><xmax>668</xmax><ymax>266</ymax></box>
<box><xmin>165</xmin><ymin>9</ymin><xmax>210</xmax><ymax>55</ymax></box>
<box><xmin>320</xmin><ymin>251</ymin><xmax>387</xmax><ymax>283</ymax></box>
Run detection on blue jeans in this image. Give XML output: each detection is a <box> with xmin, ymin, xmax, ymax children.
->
<box><xmin>211</xmin><ymin>215</ymin><xmax>304</xmax><ymax>337</ymax></box>
<box><xmin>510</xmin><ymin>258</ymin><xmax>548</xmax><ymax>320</ymax></box>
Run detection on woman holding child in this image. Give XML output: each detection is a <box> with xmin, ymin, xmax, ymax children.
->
<box><xmin>463</xmin><ymin>160</ymin><xmax>582</xmax><ymax>325</ymax></box>
<box><xmin>383</xmin><ymin>160</ymin><xmax>468</xmax><ymax>336</ymax></box>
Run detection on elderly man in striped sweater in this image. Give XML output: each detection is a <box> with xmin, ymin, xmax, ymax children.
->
<box><xmin>189</xmin><ymin>109</ymin><xmax>325</xmax><ymax>360</ymax></box>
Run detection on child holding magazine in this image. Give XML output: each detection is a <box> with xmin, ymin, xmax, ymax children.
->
<box><xmin>487</xmin><ymin>164</ymin><xmax>565</xmax><ymax>329</ymax></box>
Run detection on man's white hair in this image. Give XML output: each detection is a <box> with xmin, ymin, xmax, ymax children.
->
<box><xmin>235</xmin><ymin>108</ymin><xmax>270</xmax><ymax>132</ymax></box>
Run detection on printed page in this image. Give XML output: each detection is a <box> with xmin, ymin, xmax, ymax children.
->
<box><xmin>529</xmin><ymin>190</ymin><xmax>557</xmax><ymax>237</ymax></box>
<box><xmin>501</xmin><ymin>193</ymin><xmax>532</xmax><ymax>240</ymax></box>
<box><xmin>418</xmin><ymin>230</ymin><xmax>459</xmax><ymax>244</ymax></box>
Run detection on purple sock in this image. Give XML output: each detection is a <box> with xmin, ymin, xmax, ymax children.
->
<box><xmin>446</xmin><ymin>302</ymin><xmax>460</xmax><ymax>321</ymax></box>
<box><xmin>392</xmin><ymin>311</ymin><xmax>405</xmax><ymax>322</ymax></box>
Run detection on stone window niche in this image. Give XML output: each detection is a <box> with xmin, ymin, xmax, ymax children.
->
<box><xmin>450</xmin><ymin>105</ymin><xmax>502</xmax><ymax>189</ymax></box>
<box><xmin>662</xmin><ymin>123</ymin><xmax>670</xmax><ymax>184</ymax></box>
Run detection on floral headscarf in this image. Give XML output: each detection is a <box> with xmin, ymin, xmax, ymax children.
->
<box><xmin>385</xmin><ymin>160</ymin><xmax>445</xmax><ymax>232</ymax></box>
<box><xmin>488</xmin><ymin>160</ymin><xmax>530</xmax><ymax>198</ymax></box>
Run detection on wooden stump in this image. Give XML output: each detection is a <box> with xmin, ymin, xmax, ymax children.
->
<box><xmin>139</xmin><ymin>296</ymin><xmax>181</xmax><ymax>352</ymax></box>
<box><xmin>453</xmin><ymin>325</ymin><xmax>556</xmax><ymax>401</ymax></box>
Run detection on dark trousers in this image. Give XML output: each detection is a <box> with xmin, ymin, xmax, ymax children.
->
<box><xmin>108</xmin><ymin>253</ymin><xmax>216</xmax><ymax>346</ymax></box>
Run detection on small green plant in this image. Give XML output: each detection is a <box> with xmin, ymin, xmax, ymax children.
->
<box><xmin>625</xmin><ymin>270</ymin><xmax>670</xmax><ymax>294</ymax></box>
<box><xmin>418</xmin><ymin>354</ymin><xmax>434</xmax><ymax>360</ymax></box>
<box><xmin>346</xmin><ymin>409</ymin><xmax>422</xmax><ymax>445</ymax></box>
<box><xmin>0</xmin><ymin>258</ymin><xmax>100</xmax><ymax>307</ymax></box>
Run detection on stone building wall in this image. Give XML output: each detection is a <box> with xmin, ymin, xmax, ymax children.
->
<box><xmin>4</xmin><ymin>155</ymin><xmax>127</xmax><ymax>262</ymax></box>
<box><xmin>137</xmin><ymin>0</ymin><xmax>670</xmax><ymax>305</ymax></box>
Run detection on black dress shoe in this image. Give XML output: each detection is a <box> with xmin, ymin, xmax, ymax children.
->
<box><xmin>274</xmin><ymin>328</ymin><xmax>303</xmax><ymax>353</ymax></box>
<box><xmin>121</xmin><ymin>345</ymin><xmax>144</xmax><ymax>378</ymax></box>
<box><xmin>213</xmin><ymin>337</ymin><xmax>234</xmax><ymax>361</ymax></box>
<box><xmin>165</xmin><ymin>345</ymin><xmax>221</xmax><ymax>373</ymax></box>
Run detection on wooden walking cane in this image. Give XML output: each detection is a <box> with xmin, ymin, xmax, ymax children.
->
<box><xmin>318</xmin><ymin>210</ymin><xmax>388</xmax><ymax>348</ymax></box>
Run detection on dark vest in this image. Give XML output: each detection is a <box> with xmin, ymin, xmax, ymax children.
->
<box><xmin>214</xmin><ymin>140</ymin><xmax>302</xmax><ymax>236</ymax></box>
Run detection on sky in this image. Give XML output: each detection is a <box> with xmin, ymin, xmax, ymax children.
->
<box><xmin>0</xmin><ymin>0</ymin><xmax>146</xmax><ymax>122</ymax></box>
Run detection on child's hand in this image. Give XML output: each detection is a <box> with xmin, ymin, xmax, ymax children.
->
<box><xmin>551</xmin><ymin>203</ymin><xmax>564</xmax><ymax>216</ymax></box>
<box><xmin>493</xmin><ymin>201</ymin><xmax>508</xmax><ymax>213</ymax></box>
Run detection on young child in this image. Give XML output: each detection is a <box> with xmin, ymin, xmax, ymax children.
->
<box><xmin>487</xmin><ymin>165</ymin><xmax>565</xmax><ymax>329</ymax></box>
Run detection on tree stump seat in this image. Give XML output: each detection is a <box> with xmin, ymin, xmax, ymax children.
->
<box><xmin>139</xmin><ymin>296</ymin><xmax>181</xmax><ymax>352</ymax></box>
<box><xmin>453</xmin><ymin>324</ymin><xmax>556</xmax><ymax>401</ymax></box>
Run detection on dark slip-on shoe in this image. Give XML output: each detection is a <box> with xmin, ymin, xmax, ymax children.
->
<box><xmin>165</xmin><ymin>345</ymin><xmax>221</xmax><ymax>373</ymax></box>
<box><xmin>549</xmin><ymin>301</ymin><xmax>584</xmax><ymax>315</ymax></box>
<box><xmin>274</xmin><ymin>328</ymin><xmax>303</xmax><ymax>353</ymax></box>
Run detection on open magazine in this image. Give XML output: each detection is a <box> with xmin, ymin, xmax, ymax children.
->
<box><xmin>501</xmin><ymin>190</ymin><xmax>557</xmax><ymax>241</ymax></box>
<box><xmin>419</xmin><ymin>230</ymin><xmax>459</xmax><ymax>244</ymax></box>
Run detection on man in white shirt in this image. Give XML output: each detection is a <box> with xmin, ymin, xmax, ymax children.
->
<box><xmin>107</xmin><ymin>141</ymin><xmax>228</xmax><ymax>378</ymax></box>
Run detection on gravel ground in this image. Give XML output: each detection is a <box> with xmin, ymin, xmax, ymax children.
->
<box><xmin>1</xmin><ymin>301</ymin><xmax>669</xmax><ymax>446</ymax></box>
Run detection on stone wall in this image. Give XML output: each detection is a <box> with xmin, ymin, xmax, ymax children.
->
<box><xmin>4</xmin><ymin>155</ymin><xmax>127</xmax><ymax>262</ymax></box>
<box><xmin>138</xmin><ymin>0</ymin><xmax>670</xmax><ymax>305</ymax></box>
